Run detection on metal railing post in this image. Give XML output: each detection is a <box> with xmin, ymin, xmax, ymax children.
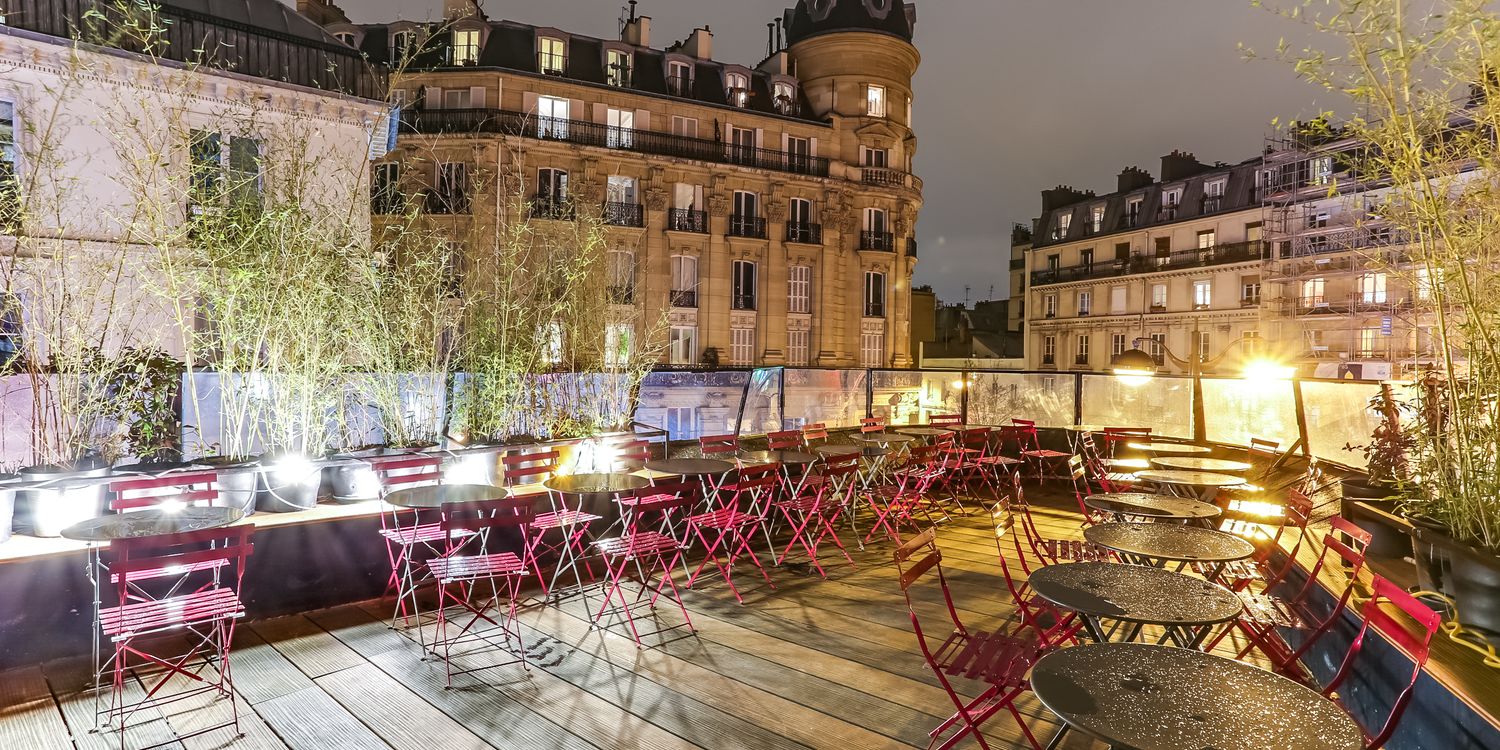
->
<box><xmin>865</xmin><ymin>369</ymin><xmax>875</xmax><ymax>418</ymax></box>
<box><xmin>960</xmin><ymin>369</ymin><xmax>970</xmax><ymax>424</ymax></box>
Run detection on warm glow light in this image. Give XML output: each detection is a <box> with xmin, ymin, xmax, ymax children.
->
<box><xmin>569</xmin><ymin>439</ymin><xmax>620</xmax><ymax>474</ymax></box>
<box><xmin>1242</xmin><ymin>359</ymin><xmax>1295</xmax><ymax>381</ymax></box>
<box><xmin>442</xmin><ymin>452</ymin><xmax>493</xmax><ymax>485</ymax></box>
<box><xmin>1112</xmin><ymin>368</ymin><xmax>1154</xmax><ymax>388</ymax></box>
<box><xmin>160</xmin><ymin>498</ymin><xmax>186</xmax><ymax>513</ymax></box>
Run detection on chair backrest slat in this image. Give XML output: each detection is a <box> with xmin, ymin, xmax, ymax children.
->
<box><xmin>442</xmin><ymin>497</ymin><xmax>536</xmax><ymax>533</ymax></box>
<box><xmin>110</xmin><ymin>469</ymin><xmax>222</xmax><ymax>511</ymax></box>
<box><xmin>893</xmin><ymin>526</ymin><xmax>937</xmax><ymax>564</ymax></box>
<box><xmin>502</xmin><ymin>450</ymin><xmax>559</xmax><ymax>485</ymax></box>
<box><xmin>802</xmin><ymin>423</ymin><xmax>829</xmax><ymax>443</ymax></box>
<box><xmin>110</xmin><ymin>526</ymin><xmax>254</xmax><ymax>580</ymax></box>
<box><xmin>699</xmin><ymin>435</ymin><xmax>739</xmax><ymax>455</ymax></box>
<box><xmin>767</xmin><ymin>430</ymin><xmax>804</xmax><ymax>450</ymax></box>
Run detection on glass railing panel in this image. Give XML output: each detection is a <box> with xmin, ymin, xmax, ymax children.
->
<box><xmin>872</xmin><ymin>369</ymin><xmax>958</xmax><ymax>425</ymax></box>
<box><xmin>1079</xmin><ymin>374</ymin><xmax>1193</xmax><ymax>439</ymax></box>
<box><xmin>1201</xmin><ymin>377</ymin><xmax>1299</xmax><ymax>448</ymax></box>
<box><xmin>738</xmin><ymin>368</ymin><xmax>784</xmax><ymax>436</ymax></box>
<box><xmin>1300</xmin><ymin>380</ymin><xmax>1384</xmax><ymax>470</ymax></box>
<box><xmin>634</xmin><ymin>370</ymin><xmax>751</xmax><ymax>441</ymax></box>
<box><xmin>783</xmin><ymin>369</ymin><xmax>869</xmax><ymax>429</ymax></box>
<box><xmin>967</xmin><ymin>371</ymin><xmax>1076</xmax><ymax>427</ymax></box>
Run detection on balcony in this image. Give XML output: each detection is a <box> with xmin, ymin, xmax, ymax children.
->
<box><xmin>401</xmin><ymin>109</ymin><xmax>831</xmax><ymax>178</ymax></box>
<box><xmin>1029</xmin><ymin>240</ymin><xmax>1265</xmax><ymax>286</ymax></box>
<box><xmin>786</xmin><ymin>221</ymin><xmax>822</xmax><ymax>244</ymax></box>
<box><xmin>666</xmin><ymin>74</ymin><xmax>694</xmax><ymax>97</ymax></box>
<box><xmin>1074</xmin><ymin>355</ymin><xmax>1090</xmax><ymax>366</ymax></box>
<box><xmin>864</xmin><ymin>301</ymin><xmax>886</xmax><ymax>318</ymax></box>
<box><xmin>529</xmin><ymin>196</ymin><xmax>574</xmax><ymax>221</ymax></box>
<box><xmin>602</xmin><ymin>201</ymin><xmax>644</xmax><ymax>228</ymax></box>
<box><xmin>447</xmin><ymin>46</ymin><xmax>480</xmax><ymax>67</ymax></box>
<box><xmin>1201</xmin><ymin>195</ymin><xmax>1224</xmax><ymax>213</ymax></box>
<box><xmin>669</xmin><ymin>290</ymin><xmax>697</xmax><ymax>308</ymax></box>
<box><xmin>538</xmin><ymin>52</ymin><xmax>568</xmax><ymax>76</ymax></box>
<box><xmin>907</xmin><ymin>237</ymin><xmax>917</xmax><ymax>257</ymax></box>
<box><xmin>425</xmin><ymin>190</ymin><xmax>469</xmax><ymax>215</ymax></box>
<box><xmin>860</xmin><ymin>230</ymin><xmax>895</xmax><ymax>252</ymax></box>
<box><xmin>728</xmin><ymin>215</ymin><xmax>767</xmax><ymax>239</ymax></box>
<box><xmin>605</xmin><ymin>67</ymin><xmax>633</xmax><ymax>89</ymax></box>
<box><xmin>732</xmin><ymin>294</ymin><xmax>757</xmax><ymax>311</ymax></box>
<box><xmin>861</xmin><ymin>167</ymin><xmax>911</xmax><ymax>189</ymax></box>
<box><xmin>371</xmin><ymin>188</ymin><xmax>406</xmax><ymax>216</ymax></box>
<box><xmin>1156</xmin><ymin>205</ymin><xmax>1180</xmax><ymax>221</ymax></box>
<box><xmin>667</xmin><ymin>208</ymin><xmax>708</xmax><ymax>233</ymax></box>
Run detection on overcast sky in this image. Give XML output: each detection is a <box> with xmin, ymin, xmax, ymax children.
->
<box><xmin>316</xmin><ymin>0</ymin><xmax>1338</xmax><ymax>304</ymax></box>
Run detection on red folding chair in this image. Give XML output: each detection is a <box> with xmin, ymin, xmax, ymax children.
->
<box><xmin>427</xmin><ymin>498</ymin><xmax>532</xmax><ymax>686</ymax></box>
<box><xmin>767</xmin><ymin>429</ymin><xmax>804</xmax><ymax>450</ymax></box>
<box><xmin>686</xmin><ymin>462</ymin><xmax>779</xmax><ymax>603</ymax></box>
<box><xmin>98</xmin><ymin>526</ymin><xmax>252</xmax><ymax>743</ymax></box>
<box><xmin>618</xmin><ymin>480</ymin><xmax>700</xmax><ymax>578</ymax></box>
<box><xmin>929</xmin><ymin>414</ymin><xmax>962</xmax><ymax>427</ymax></box>
<box><xmin>109</xmin><ymin>469</ymin><xmax>220</xmax><ymax>512</ymax></box>
<box><xmin>1196</xmin><ymin>488</ymin><xmax>1316</xmax><ymax>590</ymax></box>
<box><xmin>894</xmin><ymin>528</ymin><xmax>1051</xmax><ymax>750</ymax></box>
<box><xmin>1005</xmin><ymin>470</ymin><xmax>1112</xmax><ymax>564</ymax></box>
<box><xmin>698</xmin><ymin>434</ymin><xmax>740</xmax><ymax>460</ymax></box>
<box><xmin>502</xmin><ymin>449</ymin><xmax>600</xmax><ymax>597</ymax></box>
<box><xmin>1065</xmin><ymin>454</ymin><xmax>1108</xmax><ymax>525</ymax></box>
<box><xmin>771</xmin><ymin>452</ymin><xmax>858</xmax><ymax>577</ymax></box>
<box><xmin>590</xmin><ymin>491</ymin><xmax>696</xmax><ymax>646</ymax></box>
<box><xmin>1323</xmin><ymin>576</ymin><xmax>1441</xmax><ymax>750</ymax></box>
<box><xmin>862</xmin><ymin>445</ymin><xmax>944</xmax><ymax>545</ymax></box>
<box><xmin>991</xmin><ymin>499</ymin><xmax>1082</xmax><ymax>646</ymax></box>
<box><xmin>608</xmin><ymin>437</ymin><xmax>654</xmax><ymax>471</ymax></box>
<box><xmin>372</xmin><ymin>454</ymin><xmax>455</xmax><ymax>634</ymax></box>
<box><xmin>1102</xmin><ymin>427</ymin><xmax>1151</xmax><ymax>459</ymax></box>
<box><xmin>1077</xmin><ymin>431</ymin><xmax>1140</xmax><ymax>490</ymax></box>
<box><xmin>802</xmin><ymin>422</ymin><xmax>830</xmax><ymax>445</ymax></box>
<box><xmin>1215</xmin><ymin>518</ymin><xmax>1372</xmax><ymax>674</ymax></box>
<box><xmin>1010</xmin><ymin>419</ymin><xmax>1070</xmax><ymax>479</ymax></box>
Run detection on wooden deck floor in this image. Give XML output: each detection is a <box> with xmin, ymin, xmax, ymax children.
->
<box><xmin>0</xmin><ymin>500</ymin><xmax>1268</xmax><ymax>750</ymax></box>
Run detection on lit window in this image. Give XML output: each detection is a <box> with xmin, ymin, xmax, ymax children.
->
<box><xmin>536</xmin><ymin>95</ymin><xmax>569</xmax><ymax>138</ymax></box>
<box><xmin>866</xmin><ymin>84</ymin><xmax>886</xmax><ymax>117</ymax></box>
<box><xmin>1052</xmin><ymin>212</ymin><xmax>1071</xmax><ymax>240</ymax></box>
<box><xmin>726</xmin><ymin>72</ymin><xmax>750</xmax><ymax>107</ymax></box>
<box><xmin>1359</xmin><ymin>272</ymin><xmax>1387</xmax><ymax>304</ymax></box>
<box><xmin>1198</xmin><ymin>331</ymin><xmax>1212</xmax><ymax>361</ymax></box>
<box><xmin>606</xmin><ymin>49</ymin><xmax>632</xmax><ymax>87</ymax></box>
<box><xmin>1416</xmin><ymin>268</ymin><xmax>1433</xmax><ymax>300</ymax></box>
<box><xmin>1311</xmin><ymin>156</ymin><xmax>1334</xmax><ymax>186</ymax></box>
<box><xmin>1111</xmin><ymin>333</ymin><xmax>1126</xmax><ymax>357</ymax></box>
<box><xmin>1077</xmin><ymin>290</ymin><xmax>1091</xmax><ymax>316</ymax></box>
<box><xmin>451</xmin><ymin>29</ymin><xmax>480</xmax><ymax>65</ymax></box>
<box><xmin>1125</xmin><ymin>197</ymin><xmax>1143</xmax><ymax>227</ymax></box>
<box><xmin>1241</xmin><ymin>275</ymin><xmax>1261</xmax><ymax>304</ymax></box>
<box><xmin>773</xmin><ymin>81</ymin><xmax>797</xmax><ymax>115</ymax></box>
<box><xmin>732</xmin><ymin>260</ymin><xmax>757</xmax><ymax>310</ymax></box>
<box><xmin>1192</xmin><ymin>280</ymin><xmax>1212</xmax><ymax>309</ymax></box>
<box><xmin>1090</xmin><ymin>204</ymin><xmax>1105</xmax><ymax>232</ymax></box>
<box><xmin>669</xmin><ymin>326</ymin><xmax>697</xmax><ymax>364</ymax></box>
<box><xmin>606</xmin><ymin>107</ymin><xmax>634</xmax><ymax>149</ymax></box>
<box><xmin>1043</xmin><ymin>294</ymin><xmax>1057</xmax><ymax>318</ymax></box>
<box><xmin>1302</xmin><ymin>277</ymin><xmax>1326</xmax><ymax>307</ymax></box>
<box><xmin>1150</xmin><ymin>283</ymin><xmax>1167</xmax><ymax>310</ymax></box>
<box><xmin>864</xmin><ymin>272</ymin><xmax>886</xmax><ymax>317</ymax></box>
<box><xmin>539</xmin><ymin>37</ymin><xmax>566</xmax><ymax>74</ymax></box>
<box><xmin>1197</xmin><ymin>229</ymin><xmax>1216</xmax><ymax>249</ymax></box>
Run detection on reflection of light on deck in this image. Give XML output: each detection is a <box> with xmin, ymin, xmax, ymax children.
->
<box><xmin>1228</xmin><ymin>499</ymin><xmax>1284</xmax><ymax>519</ymax></box>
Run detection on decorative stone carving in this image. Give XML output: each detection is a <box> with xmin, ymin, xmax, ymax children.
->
<box><xmin>575</xmin><ymin>180</ymin><xmax>603</xmax><ymax>203</ymax></box>
<box><xmin>709</xmin><ymin>192</ymin><xmax>732</xmax><ymax>217</ymax></box>
<box><xmin>767</xmin><ymin>200</ymin><xmax>787</xmax><ymax>223</ymax></box>
<box><xmin>644</xmin><ymin>186</ymin><xmax>668</xmax><ymax>212</ymax></box>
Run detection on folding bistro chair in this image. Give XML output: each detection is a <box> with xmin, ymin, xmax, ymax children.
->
<box><xmin>1322</xmin><ymin>576</ymin><xmax>1442</xmax><ymax>750</ymax></box>
<box><xmin>767</xmin><ymin>429</ymin><xmax>805</xmax><ymax>450</ymax></box>
<box><xmin>590</xmin><ymin>491</ymin><xmax>696</xmax><ymax>646</ymax></box>
<box><xmin>894</xmin><ymin>528</ymin><xmax>1050</xmax><ymax>750</ymax></box>
<box><xmin>1211</xmin><ymin>518</ymin><xmax>1372</xmax><ymax>675</ymax></box>
<box><xmin>427</xmin><ymin>498</ymin><xmax>533</xmax><ymax>686</ymax></box>
<box><xmin>1102</xmin><ymin>427</ymin><xmax>1151</xmax><ymax>461</ymax></box>
<box><xmin>686</xmin><ymin>462</ymin><xmax>779</xmax><ymax>603</ymax></box>
<box><xmin>1077</xmin><ymin>431</ymin><xmax>1140</xmax><ymax>490</ymax></box>
<box><xmin>929</xmin><ymin>414</ymin><xmax>962</xmax><ymax>427</ymax></box>
<box><xmin>617</xmin><ymin>480</ymin><xmax>700</xmax><ymax>578</ymax></box>
<box><xmin>801</xmin><ymin>422</ymin><xmax>830</xmax><ymax>446</ymax></box>
<box><xmin>608</xmin><ymin>436</ymin><xmax>654</xmax><ymax>472</ymax></box>
<box><xmin>372</xmin><ymin>454</ymin><xmax>457</xmax><ymax>636</ymax></box>
<box><xmin>501</xmin><ymin>449</ymin><xmax>599</xmax><ymax>598</ymax></box>
<box><xmin>109</xmin><ymin>469</ymin><xmax>220</xmax><ymax>512</ymax></box>
<box><xmin>98</xmin><ymin>526</ymin><xmax>253</xmax><ymax>744</ymax></box>
<box><xmin>698</xmin><ymin>434</ymin><xmax>740</xmax><ymax>460</ymax></box>
<box><xmin>1009</xmin><ymin>419</ymin><xmax>1071</xmax><ymax>479</ymax></box>
<box><xmin>1196</xmin><ymin>488</ymin><xmax>1316</xmax><ymax>591</ymax></box>
<box><xmin>862</xmin><ymin>445</ymin><xmax>945</xmax><ymax>545</ymax></box>
<box><xmin>1065</xmin><ymin>454</ymin><xmax>1108</xmax><ymax>525</ymax></box>
<box><xmin>771</xmin><ymin>451</ymin><xmax>858</xmax><ymax>577</ymax></box>
<box><xmin>1005</xmin><ymin>471</ymin><xmax>1112</xmax><ymax>564</ymax></box>
<box><xmin>991</xmin><ymin>500</ymin><xmax>1082</xmax><ymax>645</ymax></box>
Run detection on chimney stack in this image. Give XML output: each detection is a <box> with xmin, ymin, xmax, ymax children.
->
<box><xmin>682</xmin><ymin>26</ymin><xmax>713</xmax><ymax>59</ymax></box>
<box><xmin>1040</xmin><ymin>185</ymin><xmax>1094</xmax><ymax>212</ymax></box>
<box><xmin>442</xmin><ymin>0</ymin><xmax>483</xmax><ymax>21</ymax></box>
<box><xmin>1117</xmin><ymin>166</ymin><xmax>1153</xmax><ymax>193</ymax></box>
<box><xmin>621</xmin><ymin>10</ymin><xmax>651</xmax><ymax>47</ymax></box>
<box><xmin>1159</xmin><ymin>150</ymin><xmax>1209</xmax><ymax>182</ymax></box>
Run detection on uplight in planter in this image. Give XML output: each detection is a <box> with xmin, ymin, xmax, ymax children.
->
<box><xmin>257</xmin><ymin>454</ymin><xmax>322</xmax><ymax>513</ymax></box>
<box><xmin>569</xmin><ymin>439</ymin><xmax>619</xmax><ymax>475</ymax></box>
<box><xmin>443</xmin><ymin>452</ymin><xmax>493</xmax><ymax>485</ymax></box>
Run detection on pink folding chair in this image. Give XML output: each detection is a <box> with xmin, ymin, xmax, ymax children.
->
<box><xmin>991</xmin><ymin>499</ymin><xmax>1082</xmax><ymax>645</ymax></box>
<box><xmin>427</xmin><ymin>498</ymin><xmax>533</xmax><ymax>686</ymax></box>
<box><xmin>894</xmin><ymin>528</ymin><xmax>1051</xmax><ymax>750</ymax></box>
<box><xmin>771</xmin><ymin>452</ymin><xmax>858</xmax><ymax>577</ymax></box>
<box><xmin>608</xmin><ymin>437</ymin><xmax>654</xmax><ymax>471</ymax></box>
<box><xmin>590</xmin><ymin>491</ymin><xmax>696</xmax><ymax>646</ymax></box>
<box><xmin>801</xmin><ymin>422</ymin><xmax>830</xmax><ymax>445</ymax></box>
<box><xmin>99</xmin><ymin>526</ymin><xmax>252</xmax><ymax>742</ymax></box>
<box><xmin>686</xmin><ymin>462</ymin><xmax>779</xmax><ymax>603</ymax></box>
<box><xmin>862</xmin><ymin>444</ymin><xmax>944</xmax><ymax>545</ymax></box>
<box><xmin>1323</xmin><ymin>576</ymin><xmax>1442</xmax><ymax>750</ymax></box>
<box><xmin>372</xmin><ymin>454</ymin><xmax>457</xmax><ymax>632</ymax></box>
<box><xmin>698</xmin><ymin>434</ymin><xmax>740</xmax><ymax>460</ymax></box>
<box><xmin>502</xmin><ymin>449</ymin><xmax>600</xmax><ymax>597</ymax></box>
<box><xmin>1010</xmin><ymin>419</ymin><xmax>1071</xmax><ymax>478</ymax></box>
<box><xmin>109</xmin><ymin>469</ymin><xmax>220</xmax><ymax>512</ymax></box>
<box><xmin>767</xmin><ymin>429</ymin><xmax>804</xmax><ymax>450</ymax></box>
<box><xmin>1006</xmin><ymin>471</ymin><xmax>1112</xmax><ymax>564</ymax></box>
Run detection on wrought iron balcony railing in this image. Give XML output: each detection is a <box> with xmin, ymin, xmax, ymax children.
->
<box><xmin>786</xmin><ymin>221</ymin><xmax>822</xmax><ymax>244</ymax></box>
<box><xmin>860</xmin><ymin>230</ymin><xmax>895</xmax><ymax>251</ymax></box>
<box><xmin>729</xmin><ymin>215</ymin><xmax>767</xmax><ymax>239</ymax></box>
<box><xmin>425</xmin><ymin>190</ymin><xmax>469</xmax><ymax>215</ymax></box>
<box><xmin>538</xmin><ymin>52</ymin><xmax>568</xmax><ymax>76</ymax></box>
<box><xmin>732</xmin><ymin>294</ymin><xmax>757</xmax><ymax>311</ymax></box>
<box><xmin>666</xmin><ymin>74</ymin><xmax>694</xmax><ymax>97</ymax></box>
<box><xmin>1030</xmin><ymin>240</ymin><xmax>1265</xmax><ymax>286</ymax></box>
<box><xmin>401</xmin><ymin>108</ymin><xmax>831</xmax><ymax>178</ymax></box>
<box><xmin>667</xmin><ymin>208</ymin><xmax>708</xmax><ymax>233</ymax></box>
<box><xmin>669</xmin><ymin>290</ymin><xmax>697</xmax><ymax>308</ymax></box>
<box><xmin>602</xmin><ymin>201</ymin><xmax>643</xmax><ymax>227</ymax></box>
<box><xmin>608</xmin><ymin>285</ymin><xmax>635</xmax><ymax>304</ymax></box>
<box><xmin>529</xmin><ymin>196</ymin><xmax>574</xmax><ymax>220</ymax></box>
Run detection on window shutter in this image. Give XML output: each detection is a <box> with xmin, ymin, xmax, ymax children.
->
<box><xmin>593</xmin><ymin>102</ymin><xmax>607</xmax><ymax>124</ymax></box>
<box><xmin>634</xmin><ymin>109</ymin><xmax>650</xmax><ymax>131</ymax></box>
<box><xmin>426</xmin><ymin>87</ymin><xmax>443</xmax><ymax>109</ymax></box>
<box><xmin>468</xmin><ymin>86</ymin><xmax>486</xmax><ymax>108</ymax></box>
<box><xmin>570</xmin><ymin>99</ymin><xmax>585</xmax><ymax>122</ymax></box>
<box><xmin>755</xmin><ymin>128</ymin><xmax>765</xmax><ymax>150</ymax></box>
<box><xmin>809</xmin><ymin>137</ymin><xmax>817</xmax><ymax>157</ymax></box>
<box><xmin>522</xmin><ymin>91</ymin><xmax>538</xmax><ymax>114</ymax></box>
<box><xmin>781</xmin><ymin>132</ymin><xmax>789</xmax><ymax>151</ymax></box>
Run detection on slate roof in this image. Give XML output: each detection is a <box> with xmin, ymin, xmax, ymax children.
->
<box><xmin>783</xmin><ymin>0</ymin><xmax>917</xmax><ymax>45</ymax></box>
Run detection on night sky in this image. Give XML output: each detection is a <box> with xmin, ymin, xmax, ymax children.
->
<box><xmin>310</xmin><ymin>0</ymin><xmax>1339</xmax><ymax>304</ymax></box>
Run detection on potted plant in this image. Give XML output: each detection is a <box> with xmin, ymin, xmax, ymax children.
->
<box><xmin>0</xmin><ymin>471</ymin><xmax>18</xmax><ymax>544</ymax></box>
<box><xmin>1340</xmin><ymin>387</ymin><xmax>1415</xmax><ymax>557</ymax></box>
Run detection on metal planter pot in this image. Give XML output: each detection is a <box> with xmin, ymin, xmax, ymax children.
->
<box><xmin>198</xmin><ymin>456</ymin><xmax>260</xmax><ymax>516</ymax></box>
<box><xmin>325</xmin><ymin>448</ymin><xmax>386</xmax><ymax>504</ymax></box>
<box><xmin>17</xmin><ymin>461</ymin><xmax>112</xmax><ymax>537</ymax></box>
<box><xmin>0</xmin><ymin>473</ymin><xmax>17</xmax><ymax>544</ymax></box>
<box><xmin>255</xmin><ymin>454</ymin><xmax>322</xmax><ymax>513</ymax></box>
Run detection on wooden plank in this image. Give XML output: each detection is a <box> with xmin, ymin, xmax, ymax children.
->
<box><xmin>250</xmin><ymin>615</ymin><xmax>365</xmax><ymax>679</ymax></box>
<box><xmin>254</xmin><ymin>686</ymin><xmax>390</xmax><ymax>750</ymax></box>
<box><xmin>316</xmin><ymin>663</ymin><xmax>493</xmax><ymax>750</ymax></box>
<box><xmin>149</xmin><ymin>667</ymin><xmax>288</xmax><ymax>750</ymax></box>
<box><xmin>223</xmin><ymin>626</ymin><xmax>316</xmax><ymax>706</ymax></box>
<box><xmin>0</xmin><ymin>666</ymin><xmax>73</xmax><ymax>750</ymax></box>
<box><xmin>44</xmin><ymin>656</ymin><xmax>185</xmax><ymax>750</ymax></box>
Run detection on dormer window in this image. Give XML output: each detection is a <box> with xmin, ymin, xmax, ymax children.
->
<box><xmin>335</xmin><ymin>32</ymin><xmax>356</xmax><ymax>46</ymax></box>
<box><xmin>1089</xmin><ymin>204</ymin><xmax>1105</xmax><ymax>233</ymax></box>
<box><xmin>390</xmin><ymin>30</ymin><xmax>413</xmax><ymax>61</ymax></box>
<box><xmin>1202</xmin><ymin>178</ymin><xmax>1226</xmax><ymax>212</ymax></box>
<box><xmin>667</xmin><ymin>60</ymin><xmax>694</xmax><ymax>97</ymax></box>
<box><xmin>538</xmin><ymin>36</ymin><xmax>566</xmax><ymax>75</ymax></box>
<box><xmin>1052</xmin><ymin>212</ymin><xmax>1071</xmax><ymax>240</ymax></box>
<box><xmin>726</xmin><ymin>72</ymin><xmax>750</xmax><ymax>107</ymax></box>
<box><xmin>606</xmin><ymin>49</ymin><xmax>633</xmax><ymax>88</ymax></box>
<box><xmin>451</xmin><ymin>29</ymin><xmax>480</xmax><ymax>66</ymax></box>
<box><xmin>773</xmin><ymin>81</ymin><xmax>797</xmax><ymax>116</ymax></box>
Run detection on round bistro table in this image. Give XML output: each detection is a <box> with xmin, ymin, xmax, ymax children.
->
<box><xmin>1032</xmin><ymin>643</ymin><xmax>1363</xmax><ymax>750</ymax></box>
<box><xmin>1125</xmin><ymin>441</ymin><xmax>1212</xmax><ymax>456</ymax></box>
<box><xmin>384</xmin><ymin>483</ymin><xmax>508</xmax><ymax>509</ymax></box>
<box><xmin>1150</xmin><ymin>456</ymin><xmax>1252</xmax><ymax>473</ymax></box>
<box><xmin>61</xmin><ymin>506</ymin><xmax>244</xmax><ymax>542</ymax></box>
<box><xmin>1133</xmin><ymin>468</ymin><xmax>1246</xmax><ymax>501</ymax></box>
<box><xmin>1028</xmin><ymin>561</ymin><xmax>1241</xmax><ymax>649</ymax></box>
<box><xmin>1084</xmin><ymin>521</ymin><xmax>1255</xmax><ymax>582</ymax></box>
<box><xmin>1083</xmin><ymin>493</ymin><xmax>1221</xmax><ymax>525</ymax></box>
